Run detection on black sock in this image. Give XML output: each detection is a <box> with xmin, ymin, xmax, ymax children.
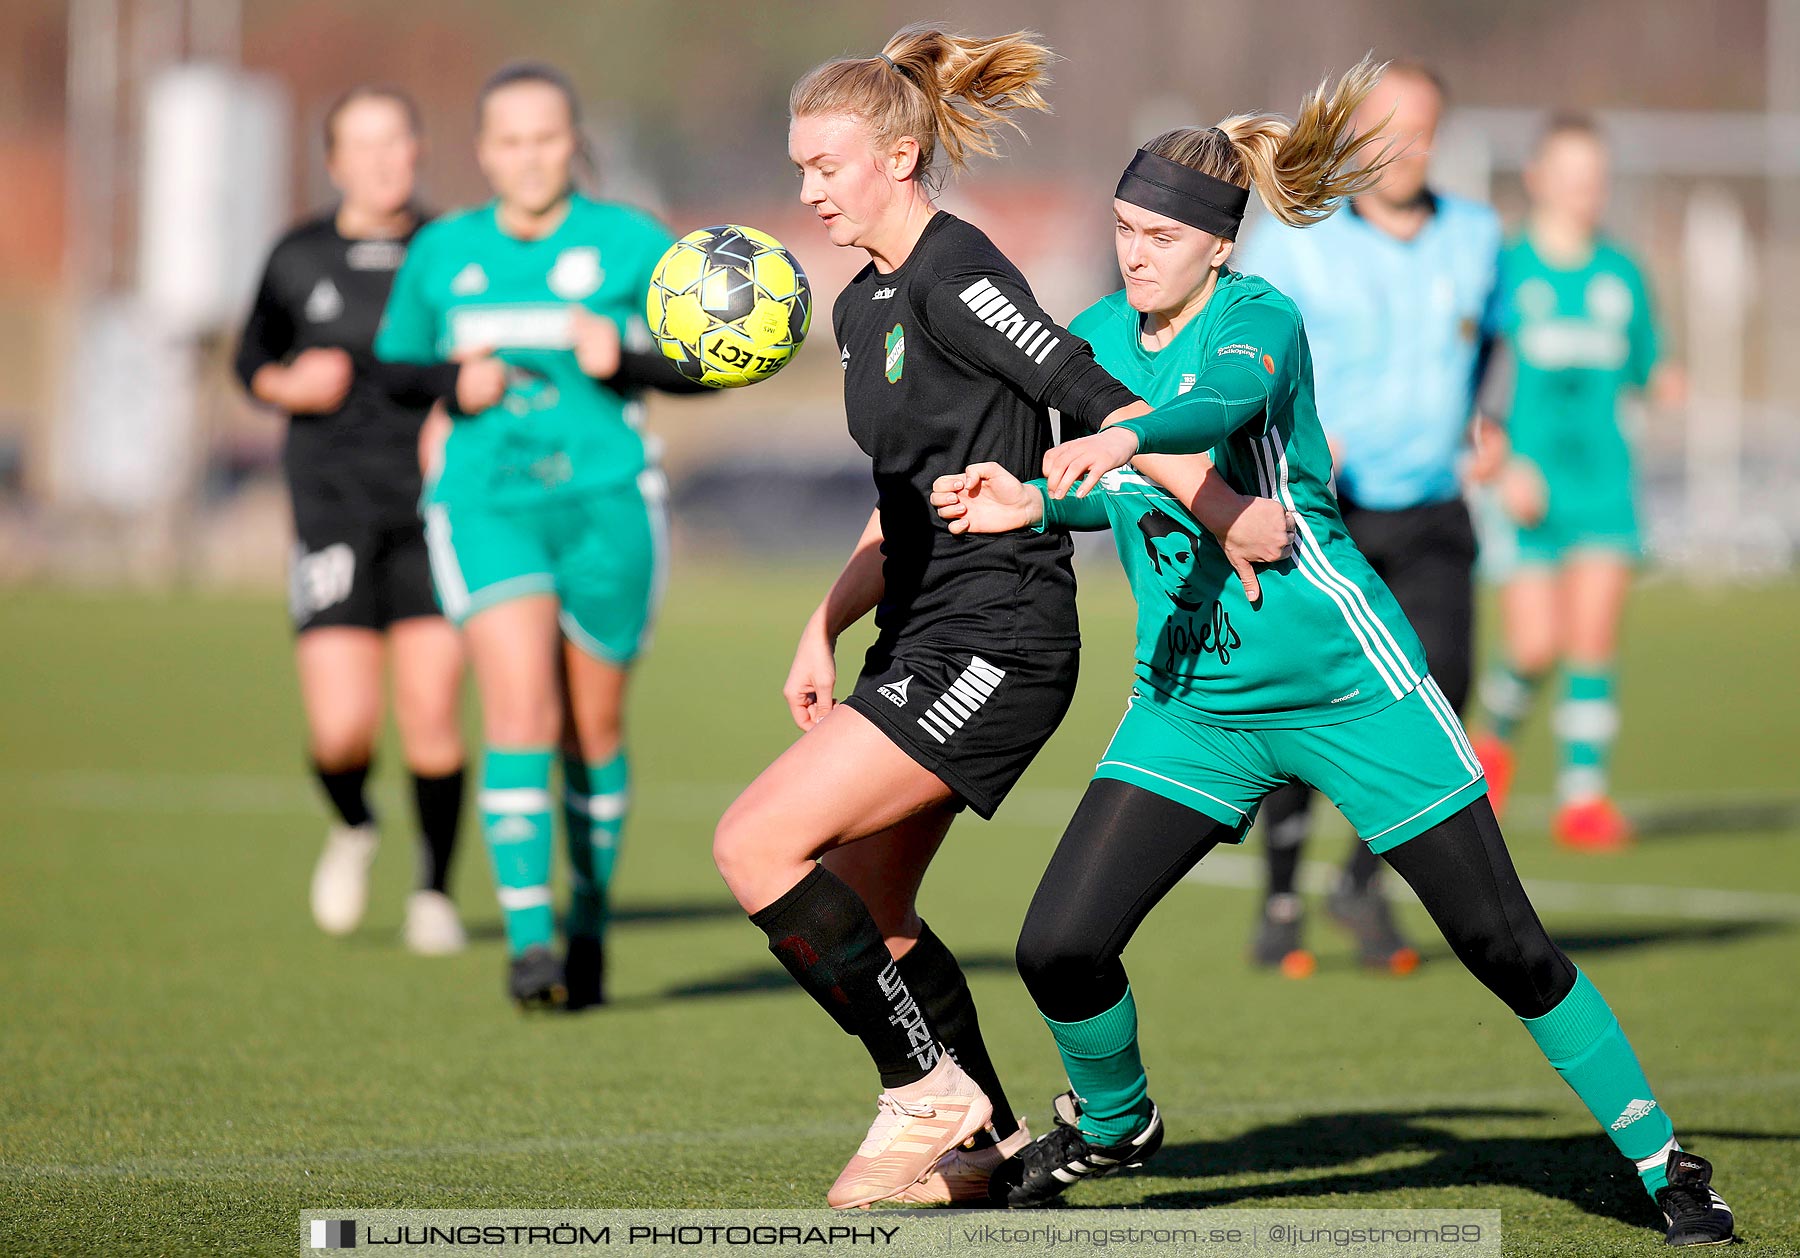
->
<box><xmin>315</xmin><ymin>761</ymin><xmax>373</xmax><ymax>829</ymax></box>
<box><xmin>1343</xmin><ymin>837</ymin><xmax>1383</xmax><ymax>894</ymax></box>
<box><xmin>750</xmin><ymin>865</ymin><xmax>940</xmax><ymax>1089</ymax></box>
<box><xmin>1262</xmin><ymin>782</ymin><xmax>1312</xmax><ymax>898</ymax></box>
<box><xmin>411</xmin><ymin>767</ymin><xmax>465</xmax><ymax>894</ymax></box>
<box><xmin>897</xmin><ymin>923</ymin><xmax>1017</xmax><ymax>1140</ymax></box>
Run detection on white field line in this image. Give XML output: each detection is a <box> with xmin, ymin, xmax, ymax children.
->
<box><xmin>9</xmin><ymin>771</ymin><xmax>1800</xmax><ymax>921</ymax></box>
<box><xmin>1181</xmin><ymin>849</ymin><xmax>1800</xmax><ymax>922</ymax></box>
<box><xmin>14</xmin><ymin>771</ymin><xmax>1800</xmax><ymax>829</ymax></box>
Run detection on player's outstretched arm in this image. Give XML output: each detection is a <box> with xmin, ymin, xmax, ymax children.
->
<box><xmin>1082</xmin><ymin>308</ymin><xmax>1301</xmax><ymax>473</ymax></box>
<box><xmin>357</xmin><ymin>355</ymin><xmax>462</xmax><ymax>412</ymax></box>
<box><xmin>573</xmin><ymin>309</ymin><xmax>712</xmax><ymax>396</ymax></box>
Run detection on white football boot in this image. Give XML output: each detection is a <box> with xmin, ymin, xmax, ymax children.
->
<box><xmin>403</xmin><ymin>889</ymin><xmax>466</xmax><ymax>956</ymax></box>
<box><xmin>310</xmin><ymin>822</ymin><xmax>378</xmax><ymax>936</ymax></box>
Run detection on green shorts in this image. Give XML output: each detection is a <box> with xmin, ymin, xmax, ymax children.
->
<box><xmin>1474</xmin><ymin>465</ymin><xmax>1641</xmax><ymax>576</ymax></box>
<box><xmin>1513</xmin><ymin>500</ymin><xmax>1642</xmax><ymax>569</ymax></box>
<box><xmin>1094</xmin><ymin>677</ymin><xmax>1488</xmax><ymax>854</ymax></box>
<box><xmin>422</xmin><ymin>469</ymin><xmax>668</xmax><ymax>665</ymax></box>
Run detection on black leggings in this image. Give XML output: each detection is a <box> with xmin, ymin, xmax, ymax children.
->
<box><xmin>1016</xmin><ymin>779</ymin><xmax>1576</xmax><ymax>1023</ymax></box>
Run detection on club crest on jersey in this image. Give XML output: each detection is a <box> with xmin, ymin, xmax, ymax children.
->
<box><xmin>548</xmin><ymin>246</ymin><xmax>603</xmax><ymax>299</ymax></box>
<box><xmin>1586</xmin><ymin>272</ymin><xmax>1633</xmax><ymax>325</ymax></box>
<box><xmin>1517</xmin><ymin>278</ymin><xmax>1556</xmax><ymax>320</ymax></box>
<box><xmin>304</xmin><ymin>278</ymin><xmax>343</xmax><ymax>323</ymax></box>
<box><xmin>884</xmin><ymin>323</ymin><xmax>905</xmax><ymax>383</ymax></box>
<box><xmin>450</xmin><ymin>263</ymin><xmax>488</xmax><ymax>296</ymax></box>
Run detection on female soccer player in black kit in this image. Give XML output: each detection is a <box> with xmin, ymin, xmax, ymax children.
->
<box><xmin>711</xmin><ymin>24</ymin><xmax>1288</xmax><ymax>1209</ymax></box>
<box><xmin>236</xmin><ymin>88</ymin><xmax>474</xmax><ymax>954</ymax></box>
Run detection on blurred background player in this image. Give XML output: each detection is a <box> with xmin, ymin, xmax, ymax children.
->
<box><xmin>1471</xmin><ymin>116</ymin><xmax>1678</xmax><ymax>851</ymax></box>
<box><xmin>234</xmin><ymin>87</ymin><xmax>468</xmax><ymax>956</ymax></box>
<box><xmin>1235</xmin><ymin>62</ymin><xmax>1503</xmax><ymax>974</ymax></box>
<box><xmin>376</xmin><ymin>63</ymin><xmax>707</xmax><ymax>1010</ymax></box>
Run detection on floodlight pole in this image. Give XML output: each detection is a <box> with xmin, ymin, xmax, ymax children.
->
<box><xmin>1768</xmin><ymin>0</ymin><xmax>1800</xmax><ymax>432</ymax></box>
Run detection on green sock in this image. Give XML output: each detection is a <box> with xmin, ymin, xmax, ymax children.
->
<box><xmin>1480</xmin><ymin>664</ymin><xmax>1542</xmax><ymax>744</ymax></box>
<box><xmin>479</xmin><ymin>747</ymin><xmax>555</xmax><ymax>957</ymax></box>
<box><xmin>563</xmin><ymin>751</ymin><xmax>628</xmax><ymax>939</ymax></box>
<box><xmin>1555</xmin><ymin>669</ymin><xmax>1617</xmax><ymax>802</ymax></box>
<box><xmin>1521</xmin><ymin>969</ymin><xmax>1678</xmax><ymax>1199</ymax></box>
<box><xmin>1043</xmin><ymin>987</ymin><xmax>1153</xmax><ymax>1144</ymax></box>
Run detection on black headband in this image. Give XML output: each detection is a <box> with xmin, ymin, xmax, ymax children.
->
<box><xmin>1114</xmin><ymin>145</ymin><xmax>1251</xmax><ymax>239</ymax></box>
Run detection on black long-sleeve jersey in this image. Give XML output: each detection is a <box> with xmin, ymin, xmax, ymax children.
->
<box><xmin>834</xmin><ymin>211</ymin><xmax>1137</xmax><ymax>650</ymax></box>
<box><xmin>235</xmin><ymin>214</ymin><xmax>455</xmax><ymax>520</ymax></box>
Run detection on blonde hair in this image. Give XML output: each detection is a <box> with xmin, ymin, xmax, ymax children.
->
<box><xmin>1143</xmin><ymin>55</ymin><xmax>1396</xmax><ymax>229</ymax></box>
<box><xmin>789</xmin><ymin>23</ymin><xmax>1055</xmax><ymax>182</ymax></box>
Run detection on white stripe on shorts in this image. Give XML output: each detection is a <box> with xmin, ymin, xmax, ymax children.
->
<box><xmin>1418</xmin><ymin>677</ymin><xmax>1481</xmax><ymax>778</ymax></box>
<box><xmin>1095</xmin><ymin>760</ymin><xmax>1248</xmax><ymax>818</ymax></box>
<box><xmin>422</xmin><ymin>504</ymin><xmax>470</xmax><ymax>620</ymax></box>
<box><xmin>638</xmin><ymin>467</ymin><xmax>670</xmax><ymax>656</ymax></box>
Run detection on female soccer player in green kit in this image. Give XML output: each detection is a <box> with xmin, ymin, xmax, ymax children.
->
<box><xmin>933</xmin><ymin>63</ymin><xmax>1735</xmax><ymax>1246</ymax></box>
<box><xmin>1471</xmin><ymin>116</ymin><xmax>1679</xmax><ymax>851</ymax></box>
<box><xmin>377</xmin><ymin>64</ymin><xmax>707</xmax><ymax>1010</ymax></box>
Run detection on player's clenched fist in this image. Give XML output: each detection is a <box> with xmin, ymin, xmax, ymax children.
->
<box><xmin>571</xmin><ymin>309</ymin><xmax>622</xmax><ymax>381</ymax></box>
<box><xmin>782</xmin><ymin>614</ymin><xmax>838</xmax><ymax>731</ymax></box>
<box><xmin>281</xmin><ymin>347</ymin><xmax>355</xmax><ymax>413</ymax></box>
<box><xmin>1042</xmin><ymin>426</ymin><xmax>1140</xmax><ymax>499</ymax></box>
<box><xmin>452</xmin><ymin>348</ymin><xmax>508</xmax><ymax>414</ymax></box>
<box><xmin>931</xmin><ymin>462</ymin><xmax>1044</xmax><ymax>534</ymax></box>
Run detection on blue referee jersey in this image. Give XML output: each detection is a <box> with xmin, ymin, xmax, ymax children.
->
<box><xmin>1236</xmin><ymin>192</ymin><xmax>1501</xmax><ymax>511</ymax></box>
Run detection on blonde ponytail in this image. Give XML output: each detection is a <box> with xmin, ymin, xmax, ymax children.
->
<box><xmin>1143</xmin><ymin>55</ymin><xmax>1396</xmax><ymax>229</ymax></box>
<box><xmin>790</xmin><ymin>23</ymin><xmax>1055</xmax><ymax>181</ymax></box>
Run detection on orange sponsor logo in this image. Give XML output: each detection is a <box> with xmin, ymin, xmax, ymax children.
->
<box><xmin>1262</xmin><ymin>353</ymin><xmax>1275</xmax><ymax>374</ymax></box>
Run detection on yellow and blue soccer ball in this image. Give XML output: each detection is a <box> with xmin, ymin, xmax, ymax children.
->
<box><xmin>646</xmin><ymin>225</ymin><xmax>811</xmax><ymax>388</ymax></box>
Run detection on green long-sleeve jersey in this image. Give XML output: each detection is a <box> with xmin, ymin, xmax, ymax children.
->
<box><xmin>1498</xmin><ymin>232</ymin><xmax>1658</xmax><ymax>503</ymax></box>
<box><xmin>1041</xmin><ymin>270</ymin><xmax>1428</xmax><ymax>727</ymax></box>
<box><xmin>374</xmin><ymin>193</ymin><xmax>674</xmax><ymax>509</ymax></box>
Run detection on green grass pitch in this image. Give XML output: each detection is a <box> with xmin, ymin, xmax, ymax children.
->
<box><xmin>2</xmin><ymin>567</ymin><xmax>1797</xmax><ymax>1255</ymax></box>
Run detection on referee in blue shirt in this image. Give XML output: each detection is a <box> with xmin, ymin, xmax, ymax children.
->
<box><xmin>1236</xmin><ymin>62</ymin><xmax>1503</xmax><ymax>974</ymax></box>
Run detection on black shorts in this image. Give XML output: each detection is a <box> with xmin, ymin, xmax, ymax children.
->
<box><xmin>288</xmin><ymin>500</ymin><xmax>440</xmax><ymax>634</ymax></box>
<box><xmin>843</xmin><ymin>637</ymin><xmax>1080</xmax><ymax>820</ymax></box>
